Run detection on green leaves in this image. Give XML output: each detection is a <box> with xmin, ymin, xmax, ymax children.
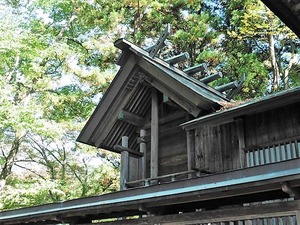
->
<box><xmin>0</xmin><ymin>0</ymin><xmax>119</xmax><ymax>209</ymax></box>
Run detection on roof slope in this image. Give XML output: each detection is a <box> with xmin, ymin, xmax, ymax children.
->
<box><xmin>77</xmin><ymin>39</ymin><xmax>229</xmax><ymax>151</ymax></box>
<box><xmin>181</xmin><ymin>86</ymin><xmax>300</xmax><ymax>130</ymax></box>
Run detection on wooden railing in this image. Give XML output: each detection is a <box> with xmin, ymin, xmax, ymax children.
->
<box><xmin>125</xmin><ymin>168</ymin><xmax>212</xmax><ymax>188</ymax></box>
<box><xmin>244</xmin><ymin>138</ymin><xmax>300</xmax><ymax>167</ymax></box>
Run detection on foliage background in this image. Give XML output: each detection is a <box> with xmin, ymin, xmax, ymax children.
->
<box><xmin>0</xmin><ymin>0</ymin><xmax>299</xmax><ymax>209</ymax></box>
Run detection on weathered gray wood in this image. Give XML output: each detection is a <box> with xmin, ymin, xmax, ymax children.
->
<box><xmin>79</xmin><ymin>54</ymin><xmax>137</xmax><ymax>145</ymax></box>
<box><xmin>149</xmin><ymin>24</ymin><xmax>171</xmax><ymax>57</ymax></box>
<box><xmin>126</xmin><ymin>170</ymin><xmax>197</xmax><ymax>187</ymax></box>
<box><xmin>215</xmin><ymin>81</ymin><xmax>238</xmax><ymax>92</ymax></box>
<box><xmin>151</xmin><ymin>88</ymin><xmax>159</xmax><ymax>178</ymax></box>
<box><xmin>296</xmin><ymin>210</ymin><xmax>300</xmax><ymax>225</ymax></box>
<box><xmin>129</xmin><ymin>156</ymin><xmax>139</xmax><ymax>183</ymax></box>
<box><xmin>163</xmin><ymin>94</ymin><xmax>181</xmax><ymax>108</ymax></box>
<box><xmin>140</xmin><ymin>129</ymin><xmax>147</xmax><ymax>179</ymax></box>
<box><xmin>282</xmin><ymin>182</ymin><xmax>300</xmax><ymax>199</ymax></box>
<box><xmin>118</xmin><ymin>110</ymin><xmax>145</xmax><ymax>127</ymax></box>
<box><xmin>120</xmin><ymin>136</ymin><xmax>129</xmax><ymax>190</ymax></box>
<box><xmin>94</xmin><ymin>199</ymin><xmax>300</xmax><ymax>225</ymax></box>
<box><xmin>114</xmin><ymin>145</ymin><xmax>144</xmax><ymax>158</ymax></box>
<box><xmin>195</xmin><ymin>127</ymin><xmax>206</xmax><ymax>171</ymax></box>
<box><xmin>226</xmin><ymin>73</ymin><xmax>245</xmax><ymax>99</ymax></box>
<box><xmin>195</xmin><ymin>123</ymin><xmax>241</xmax><ymax>173</ymax></box>
<box><xmin>237</xmin><ymin>119</ymin><xmax>246</xmax><ymax>168</ymax></box>
<box><xmin>158</xmin><ymin>117</ymin><xmax>188</xmax><ymax>176</ymax></box>
<box><xmin>148</xmin><ymin>78</ymin><xmax>201</xmax><ymax>117</ymax></box>
<box><xmin>142</xmin><ymin>110</ymin><xmax>187</xmax><ymax>129</ymax></box>
<box><xmin>200</xmin><ymin>72</ymin><xmax>223</xmax><ymax>84</ymax></box>
<box><xmin>243</xmin><ymin>134</ymin><xmax>300</xmax><ymax>152</ymax></box>
<box><xmin>183</xmin><ymin>63</ymin><xmax>208</xmax><ymax>76</ymax></box>
<box><xmin>165</xmin><ymin>52</ymin><xmax>189</xmax><ymax>65</ymax></box>
<box><xmin>187</xmin><ymin>130</ymin><xmax>195</xmax><ymax>178</ymax></box>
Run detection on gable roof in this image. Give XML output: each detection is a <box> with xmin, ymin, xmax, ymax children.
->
<box><xmin>77</xmin><ymin>39</ymin><xmax>230</xmax><ymax>151</ymax></box>
<box><xmin>262</xmin><ymin>0</ymin><xmax>300</xmax><ymax>37</ymax></box>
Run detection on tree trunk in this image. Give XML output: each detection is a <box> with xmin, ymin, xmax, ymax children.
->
<box><xmin>283</xmin><ymin>43</ymin><xmax>297</xmax><ymax>90</ymax></box>
<box><xmin>0</xmin><ymin>129</ymin><xmax>25</xmax><ymax>180</ymax></box>
<box><xmin>268</xmin><ymin>34</ymin><xmax>280</xmax><ymax>92</ymax></box>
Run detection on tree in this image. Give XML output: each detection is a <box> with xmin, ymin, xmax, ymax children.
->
<box><xmin>217</xmin><ymin>0</ymin><xmax>300</xmax><ymax>96</ymax></box>
<box><xmin>0</xmin><ymin>0</ymin><xmax>119</xmax><ymax>209</ymax></box>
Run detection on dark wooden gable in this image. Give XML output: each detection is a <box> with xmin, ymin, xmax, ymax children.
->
<box><xmin>77</xmin><ymin>38</ymin><xmax>231</xmax><ymax>152</ymax></box>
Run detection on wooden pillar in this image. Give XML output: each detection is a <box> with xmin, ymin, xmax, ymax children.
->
<box><xmin>186</xmin><ymin>129</ymin><xmax>195</xmax><ymax>178</ymax></box>
<box><xmin>151</xmin><ymin>88</ymin><xmax>159</xmax><ymax>178</ymax></box>
<box><xmin>236</xmin><ymin>119</ymin><xmax>246</xmax><ymax>168</ymax></box>
<box><xmin>296</xmin><ymin>210</ymin><xmax>300</xmax><ymax>225</ymax></box>
<box><xmin>120</xmin><ymin>136</ymin><xmax>129</xmax><ymax>190</ymax></box>
<box><xmin>140</xmin><ymin>129</ymin><xmax>147</xmax><ymax>179</ymax></box>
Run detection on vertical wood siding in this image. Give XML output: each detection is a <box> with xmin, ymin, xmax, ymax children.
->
<box><xmin>158</xmin><ymin>117</ymin><xmax>187</xmax><ymax>176</ymax></box>
<box><xmin>189</xmin><ymin>215</ymin><xmax>298</xmax><ymax>225</ymax></box>
<box><xmin>194</xmin><ymin>102</ymin><xmax>300</xmax><ymax>173</ymax></box>
<box><xmin>195</xmin><ymin>123</ymin><xmax>240</xmax><ymax>172</ymax></box>
<box><xmin>145</xmin><ymin>115</ymin><xmax>187</xmax><ymax>177</ymax></box>
<box><xmin>244</xmin><ymin>103</ymin><xmax>300</xmax><ymax>167</ymax></box>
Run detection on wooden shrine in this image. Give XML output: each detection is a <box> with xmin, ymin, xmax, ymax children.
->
<box><xmin>0</xmin><ymin>1</ymin><xmax>300</xmax><ymax>224</ymax></box>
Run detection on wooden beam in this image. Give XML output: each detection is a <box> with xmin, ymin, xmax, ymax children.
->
<box><xmin>79</xmin><ymin>54</ymin><xmax>136</xmax><ymax>145</ymax></box>
<box><xmin>120</xmin><ymin>136</ymin><xmax>129</xmax><ymax>190</ymax></box>
<box><xmin>95</xmin><ymin>200</ymin><xmax>300</xmax><ymax>225</ymax></box>
<box><xmin>151</xmin><ymin>88</ymin><xmax>159</xmax><ymax>178</ymax></box>
<box><xmin>147</xmin><ymin>78</ymin><xmax>201</xmax><ymax>117</ymax></box>
<box><xmin>226</xmin><ymin>74</ymin><xmax>245</xmax><ymax>99</ymax></box>
<box><xmin>282</xmin><ymin>182</ymin><xmax>300</xmax><ymax>199</ymax></box>
<box><xmin>114</xmin><ymin>145</ymin><xmax>144</xmax><ymax>158</ymax></box>
<box><xmin>200</xmin><ymin>72</ymin><xmax>223</xmax><ymax>84</ymax></box>
<box><xmin>242</xmin><ymin>134</ymin><xmax>300</xmax><ymax>152</ymax></box>
<box><xmin>183</xmin><ymin>63</ymin><xmax>208</xmax><ymax>76</ymax></box>
<box><xmin>142</xmin><ymin>110</ymin><xmax>187</xmax><ymax>129</ymax></box>
<box><xmin>215</xmin><ymin>81</ymin><xmax>238</xmax><ymax>92</ymax></box>
<box><xmin>186</xmin><ymin>130</ymin><xmax>195</xmax><ymax>178</ymax></box>
<box><xmin>163</xmin><ymin>94</ymin><xmax>180</xmax><ymax>108</ymax></box>
<box><xmin>165</xmin><ymin>52</ymin><xmax>189</xmax><ymax>65</ymax></box>
<box><xmin>118</xmin><ymin>110</ymin><xmax>145</xmax><ymax>127</ymax></box>
<box><xmin>139</xmin><ymin>129</ymin><xmax>147</xmax><ymax>179</ymax></box>
<box><xmin>296</xmin><ymin>210</ymin><xmax>300</xmax><ymax>225</ymax></box>
<box><xmin>149</xmin><ymin>24</ymin><xmax>171</xmax><ymax>58</ymax></box>
<box><xmin>236</xmin><ymin>119</ymin><xmax>246</xmax><ymax>168</ymax></box>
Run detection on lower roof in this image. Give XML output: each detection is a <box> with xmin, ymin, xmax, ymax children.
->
<box><xmin>181</xmin><ymin>86</ymin><xmax>300</xmax><ymax>130</ymax></box>
<box><xmin>1</xmin><ymin>158</ymin><xmax>300</xmax><ymax>224</ymax></box>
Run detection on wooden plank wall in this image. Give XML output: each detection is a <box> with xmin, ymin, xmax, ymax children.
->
<box><xmin>244</xmin><ymin>102</ymin><xmax>300</xmax><ymax>148</ymax></box>
<box><xmin>193</xmin><ymin>102</ymin><xmax>300</xmax><ymax>173</ymax></box>
<box><xmin>195</xmin><ymin>123</ymin><xmax>240</xmax><ymax>173</ymax></box>
<box><xmin>244</xmin><ymin>102</ymin><xmax>300</xmax><ymax>167</ymax></box>
<box><xmin>145</xmin><ymin>116</ymin><xmax>188</xmax><ymax>177</ymax></box>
